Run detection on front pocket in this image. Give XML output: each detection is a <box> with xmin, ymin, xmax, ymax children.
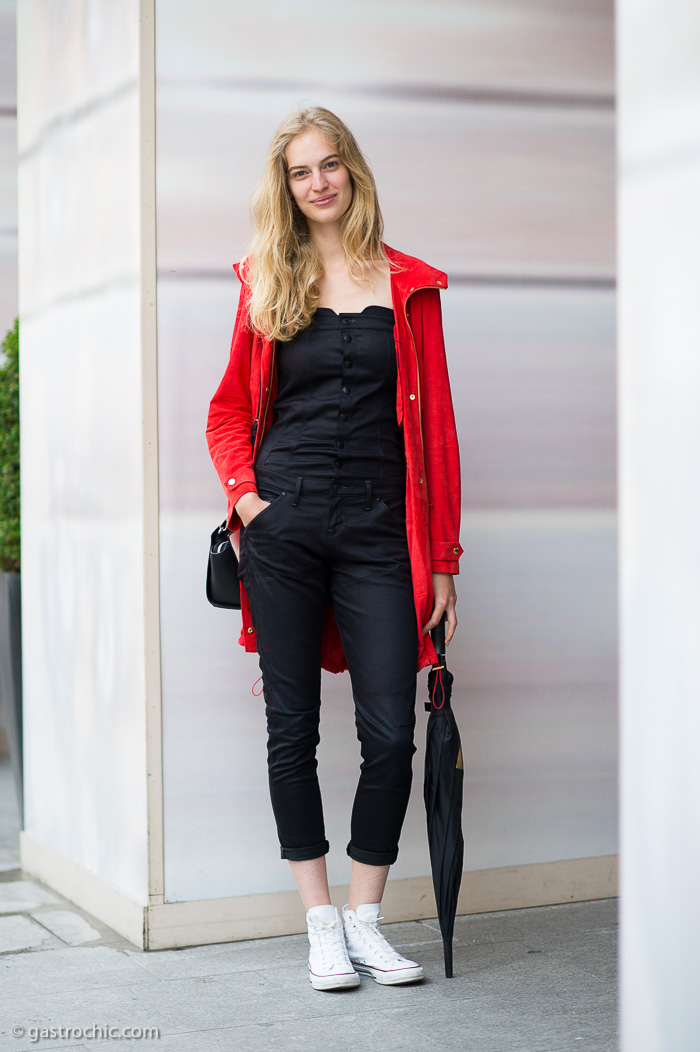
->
<box><xmin>243</xmin><ymin>490</ymin><xmax>285</xmax><ymax>533</ymax></box>
<box><xmin>376</xmin><ymin>494</ymin><xmax>406</xmax><ymax>528</ymax></box>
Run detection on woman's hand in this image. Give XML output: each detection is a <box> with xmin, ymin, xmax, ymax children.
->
<box><xmin>235</xmin><ymin>491</ymin><xmax>271</xmax><ymax>528</ymax></box>
<box><xmin>422</xmin><ymin>573</ymin><xmax>458</xmax><ymax>645</ymax></box>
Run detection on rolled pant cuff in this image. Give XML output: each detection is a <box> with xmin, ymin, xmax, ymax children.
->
<box><xmin>346</xmin><ymin>840</ymin><xmax>398</xmax><ymax>866</ymax></box>
<box><xmin>280</xmin><ymin>840</ymin><xmax>329</xmax><ymax>862</ymax></box>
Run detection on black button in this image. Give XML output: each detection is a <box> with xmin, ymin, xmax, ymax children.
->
<box><xmin>332</xmin><ymin>483</ymin><xmax>340</xmax><ymax>491</ymax></box>
<box><xmin>337</xmin><ymin>440</ymin><xmax>345</xmax><ymax>449</ymax></box>
<box><xmin>344</xmin><ymin>359</ymin><xmax>353</xmax><ymax>368</ymax></box>
<box><xmin>343</xmin><ymin>334</ymin><xmax>352</xmax><ymax>343</ymax></box>
<box><xmin>335</xmin><ymin>460</ymin><xmax>343</xmax><ymax>469</ymax></box>
<box><xmin>339</xmin><ymin>412</ymin><xmax>348</xmax><ymax>421</ymax></box>
<box><xmin>342</xmin><ymin>318</ymin><xmax>350</xmax><ymax>324</ymax></box>
<box><xmin>342</xmin><ymin>385</ymin><xmax>351</xmax><ymax>395</ymax></box>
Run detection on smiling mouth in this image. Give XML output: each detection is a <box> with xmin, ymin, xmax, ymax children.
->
<box><xmin>312</xmin><ymin>194</ymin><xmax>337</xmax><ymax>205</ymax></box>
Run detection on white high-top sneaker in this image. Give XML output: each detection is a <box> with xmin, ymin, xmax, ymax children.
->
<box><xmin>342</xmin><ymin>903</ymin><xmax>425</xmax><ymax>985</ymax></box>
<box><xmin>306</xmin><ymin>905</ymin><xmax>361</xmax><ymax>991</ymax></box>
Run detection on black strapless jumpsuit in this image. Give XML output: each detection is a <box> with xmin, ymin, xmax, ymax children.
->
<box><xmin>238</xmin><ymin>306</ymin><xmax>418</xmax><ymax>866</ymax></box>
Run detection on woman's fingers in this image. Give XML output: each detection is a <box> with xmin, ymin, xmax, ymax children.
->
<box><xmin>444</xmin><ymin>604</ymin><xmax>458</xmax><ymax>646</ymax></box>
<box><xmin>423</xmin><ymin>573</ymin><xmax>458</xmax><ymax>644</ymax></box>
<box><xmin>422</xmin><ymin>606</ymin><xmax>445</xmax><ymax>634</ymax></box>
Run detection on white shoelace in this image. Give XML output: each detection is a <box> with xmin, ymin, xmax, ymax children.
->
<box><xmin>311</xmin><ymin>919</ymin><xmax>354</xmax><ymax>971</ymax></box>
<box><xmin>352</xmin><ymin>914</ymin><xmax>407</xmax><ymax>966</ymax></box>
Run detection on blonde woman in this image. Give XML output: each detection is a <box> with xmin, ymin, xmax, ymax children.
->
<box><xmin>207</xmin><ymin>107</ymin><xmax>462</xmax><ymax>990</ymax></box>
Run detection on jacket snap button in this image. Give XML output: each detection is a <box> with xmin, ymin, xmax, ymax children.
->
<box><xmin>409</xmin><ymin>394</ymin><xmax>416</xmax><ymax>400</ymax></box>
<box><xmin>453</xmin><ymin>546</ymin><xmax>460</xmax><ymax>554</ymax></box>
<box><xmin>247</xmin><ymin>626</ymin><xmax>255</xmax><ymax>634</ymax></box>
<box><xmin>419</xmin><ymin>477</ymin><xmax>424</xmax><ymax>484</ymax></box>
<box><xmin>228</xmin><ymin>477</ymin><xmax>236</xmax><ymax>485</ymax></box>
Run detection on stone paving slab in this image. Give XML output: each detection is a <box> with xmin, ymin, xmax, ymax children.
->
<box><xmin>383</xmin><ymin>996</ymin><xmax>616</xmax><ymax>1052</ymax></box>
<box><xmin>28</xmin><ymin>910</ymin><xmax>101</xmax><ymax>947</ymax></box>
<box><xmin>0</xmin><ymin>914</ymin><xmax>59</xmax><ymax>953</ymax></box>
<box><xmin>0</xmin><ymin>946</ymin><xmax>160</xmax><ymax>1000</ymax></box>
<box><xmin>0</xmin><ymin>881</ymin><xmax>61</xmax><ymax>913</ymax></box>
<box><xmin>2</xmin><ymin>968</ymin><xmax>306</xmax><ymax>1047</ymax></box>
<box><xmin>0</xmin><ymin>849</ymin><xmax>20</xmax><ymax>873</ymax></box>
<box><xmin>123</xmin><ymin>918</ymin><xmax>443</xmax><ymax>982</ymax></box>
<box><xmin>13</xmin><ymin>1046</ymin><xmax>91</xmax><ymax>1052</ymax></box>
<box><xmin>454</xmin><ymin>899</ymin><xmax>617</xmax><ymax>946</ymax></box>
<box><xmin>0</xmin><ymin>904</ymin><xmax>618</xmax><ymax>1052</ymax></box>
<box><xmin>82</xmin><ymin>1012</ymin><xmax>435</xmax><ymax>1052</ymax></box>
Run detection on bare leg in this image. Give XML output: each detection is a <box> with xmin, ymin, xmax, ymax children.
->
<box><xmin>348</xmin><ymin>860</ymin><xmax>390</xmax><ymax>911</ymax></box>
<box><xmin>289</xmin><ymin>857</ymin><xmax>332</xmax><ymax>911</ymax></box>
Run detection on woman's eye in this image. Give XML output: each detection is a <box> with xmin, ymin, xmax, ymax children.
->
<box><xmin>325</xmin><ymin>161</ymin><xmax>338</xmax><ymax>170</ymax></box>
<box><xmin>291</xmin><ymin>170</ymin><xmax>308</xmax><ymax>179</ymax></box>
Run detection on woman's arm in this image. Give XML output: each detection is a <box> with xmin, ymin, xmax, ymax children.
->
<box><xmin>413</xmin><ymin>287</ymin><xmax>463</xmax><ymax>574</ymax></box>
<box><xmin>206</xmin><ymin>281</ymin><xmax>260</xmax><ymax>530</ymax></box>
<box><xmin>412</xmin><ymin>287</ymin><xmax>462</xmax><ymax>645</ymax></box>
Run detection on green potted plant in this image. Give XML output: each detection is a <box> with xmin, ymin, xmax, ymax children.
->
<box><xmin>0</xmin><ymin>317</ymin><xmax>22</xmax><ymax>825</ymax></box>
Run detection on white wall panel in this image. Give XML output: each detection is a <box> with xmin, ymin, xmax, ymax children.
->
<box><xmin>155</xmin><ymin>0</ymin><xmax>617</xmax><ymax>902</ymax></box>
<box><xmin>0</xmin><ymin>0</ymin><xmax>17</xmax><ymax>338</ymax></box>
<box><xmin>155</xmin><ymin>88</ymin><xmax>614</xmax><ymax>280</ymax></box>
<box><xmin>17</xmin><ymin>0</ymin><xmax>148</xmax><ymax>903</ymax></box>
<box><xmin>619</xmin><ymin>1</ymin><xmax>700</xmax><ymax>1047</ymax></box>
<box><xmin>156</xmin><ymin>0</ymin><xmax>614</xmax><ymax>98</ymax></box>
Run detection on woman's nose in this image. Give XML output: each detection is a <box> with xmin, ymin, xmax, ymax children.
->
<box><xmin>311</xmin><ymin>167</ymin><xmax>328</xmax><ymax>192</ymax></box>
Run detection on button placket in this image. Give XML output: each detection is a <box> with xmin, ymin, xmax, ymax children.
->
<box><xmin>334</xmin><ymin>319</ymin><xmax>356</xmax><ymax>476</ymax></box>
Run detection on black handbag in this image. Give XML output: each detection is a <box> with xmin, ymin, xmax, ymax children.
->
<box><xmin>206</xmin><ymin>520</ymin><xmax>241</xmax><ymax>609</ymax></box>
<box><xmin>207</xmin><ymin>419</ymin><xmax>258</xmax><ymax>610</ymax></box>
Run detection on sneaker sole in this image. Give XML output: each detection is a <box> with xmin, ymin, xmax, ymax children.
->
<box><xmin>352</xmin><ymin>963</ymin><xmax>425</xmax><ymax>985</ymax></box>
<box><xmin>309</xmin><ymin>969</ymin><xmax>361</xmax><ymax>991</ymax></box>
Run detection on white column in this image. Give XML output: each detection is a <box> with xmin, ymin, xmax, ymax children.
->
<box><xmin>16</xmin><ymin>0</ymin><xmax>161</xmax><ymax>944</ymax></box>
<box><xmin>618</xmin><ymin>1</ymin><xmax>700</xmax><ymax>1048</ymax></box>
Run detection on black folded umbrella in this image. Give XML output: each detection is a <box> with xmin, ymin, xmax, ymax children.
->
<box><xmin>424</xmin><ymin>614</ymin><xmax>465</xmax><ymax>978</ymax></box>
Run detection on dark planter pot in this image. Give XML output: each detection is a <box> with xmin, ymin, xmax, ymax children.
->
<box><xmin>0</xmin><ymin>571</ymin><xmax>22</xmax><ymax>827</ymax></box>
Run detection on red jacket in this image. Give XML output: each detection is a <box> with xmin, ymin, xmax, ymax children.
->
<box><xmin>206</xmin><ymin>244</ymin><xmax>463</xmax><ymax>673</ymax></box>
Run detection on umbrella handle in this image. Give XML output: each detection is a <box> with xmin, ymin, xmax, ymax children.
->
<box><xmin>430</xmin><ymin>611</ymin><xmax>447</xmax><ymax>661</ymax></box>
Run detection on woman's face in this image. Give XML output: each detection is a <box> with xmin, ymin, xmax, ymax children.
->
<box><xmin>285</xmin><ymin>127</ymin><xmax>352</xmax><ymax>228</ymax></box>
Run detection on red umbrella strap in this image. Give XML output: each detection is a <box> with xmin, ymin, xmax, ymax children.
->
<box><xmin>431</xmin><ymin>666</ymin><xmax>446</xmax><ymax>710</ymax></box>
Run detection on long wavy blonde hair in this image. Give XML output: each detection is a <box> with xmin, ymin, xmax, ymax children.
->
<box><xmin>246</xmin><ymin>107</ymin><xmax>390</xmax><ymax>341</ymax></box>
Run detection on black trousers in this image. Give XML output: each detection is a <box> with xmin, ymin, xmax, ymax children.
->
<box><xmin>238</xmin><ymin>469</ymin><xmax>418</xmax><ymax>866</ymax></box>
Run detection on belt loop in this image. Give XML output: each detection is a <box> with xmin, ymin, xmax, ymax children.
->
<box><xmin>292</xmin><ymin>477</ymin><xmax>303</xmax><ymax>507</ymax></box>
<box><xmin>365</xmin><ymin>480</ymin><xmax>372</xmax><ymax>510</ymax></box>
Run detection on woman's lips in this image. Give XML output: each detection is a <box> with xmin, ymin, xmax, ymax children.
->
<box><xmin>312</xmin><ymin>194</ymin><xmax>337</xmax><ymax>206</ymax></box>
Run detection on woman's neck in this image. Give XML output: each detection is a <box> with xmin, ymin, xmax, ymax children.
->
<box><xmin>308</xmin><ymin>221</ymin><xmax>346</xmax><ymax>274</ymax></box>
<box><xmin>307</xmin><ymin>221</ymin><xmax>391</xmax><ymax>311</ymax></box>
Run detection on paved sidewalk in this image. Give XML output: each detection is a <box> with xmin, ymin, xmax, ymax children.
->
<box><xmin>0</xmin><ymin>759</ymin><xmax>617</xmax><ymax>1052</ymax></box>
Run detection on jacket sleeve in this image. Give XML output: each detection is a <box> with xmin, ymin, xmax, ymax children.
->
<box><xmin>414</xmin><ymin>287</ymin><xmax>464</xmax><ymax>575</ymax></box>
<box><xmin>206</xmin><ymin>277</ymin><xmax>260</xmax><ymax>531</ymax></box>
